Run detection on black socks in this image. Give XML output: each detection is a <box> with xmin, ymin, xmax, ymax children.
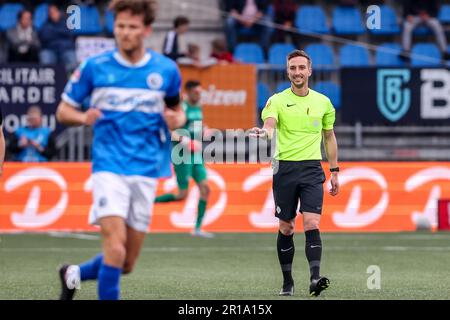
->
<box><xmin>305</xmin><ymin>229</ymin><xmax>322</xmax><ymax>281</ymax></box>
<box><xmin>277</xmin><ymin>231</ymin><xmax>295</xmax><ymax>285</ymax></box>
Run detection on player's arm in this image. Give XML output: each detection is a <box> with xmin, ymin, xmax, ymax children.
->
<box><xmin>163</xmin><ymin>103</ymin><xmax>186</xmax><ymax>130</ymax></box>
<box><xmin>323</xmin><ymin>129</ymin><xmax>339</xmax><ymax>196</ymax></box>
<box><xmin>250</xmin><ymin>117</ymin><xmax>276</xmax><ymax>139</ymax></box>
<box><xmin>56</xmin><ymin>101</ymin><xmax>102</xmax><ymax>127</ymax></box>
<box><xmin>0</xmin><ymin>124</ymin><xmax>5</xmax><ymax>177</ymax></box>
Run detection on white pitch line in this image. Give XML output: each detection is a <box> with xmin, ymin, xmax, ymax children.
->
<box><xmin>1</xmin><ymin>246</ymin><xmax>450</xmax><ymax>252</ymax></box>
<box><xmin>47</xmin><ymin>232</ymin><xmax>100</xmax><ymax>240</ymax></box>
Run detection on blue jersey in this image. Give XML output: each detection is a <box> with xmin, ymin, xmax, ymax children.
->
<box><xmin>62</xmin><ymin>50</ymin><xmax>181</xmax><ymax>178</ymax></box>
<box><xmin>15</xmin><ymin>126</ymin><xmax>51</xmax><ymax>162</ymax></box>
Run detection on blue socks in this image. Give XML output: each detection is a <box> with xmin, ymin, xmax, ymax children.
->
<box><xmin>79</xmin><ymin>254</ymin><xmax>103</xmax><ymax>281</ymax></box>
<box><xmin>98</xmin><ymin>263</ymin><xmax>122</xmax><ymax>300</ymax></box>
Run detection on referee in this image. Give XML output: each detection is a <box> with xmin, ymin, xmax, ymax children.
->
<box><xmin>251</xmin><ymin>50</ymin><xmax>339</xmax><ymax>297</ymax></box>
<box><xmin>0</xmin><ymin>107</ymin><xmax>5</xmax><ymax>177</ymax></box>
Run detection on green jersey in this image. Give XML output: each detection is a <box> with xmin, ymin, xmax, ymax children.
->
<box><xmin>261</xmin><ymin>88</ymin><xmax>335</xmax><ymax>161</ymax></box>
<box><xmin>179</xmin><ymin>100</ymin><xmax>203</xmax><ymax>141</ymax></box>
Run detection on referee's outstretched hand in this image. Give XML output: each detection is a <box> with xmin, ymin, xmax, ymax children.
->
<box><xmin>249</xmin><ymin>127</ymin><xmax>268</xmax><ymax>139</ymax></box>
<box><xmin>329</xmin><ymin>173</ymin><xmax>339</xmax><ymax>196</ymax></box>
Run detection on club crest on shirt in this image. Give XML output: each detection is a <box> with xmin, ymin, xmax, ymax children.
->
<box><xmin>147</xmin><ymin>73</ymin><xmax>163</xmax><ymax>90</ymax></box>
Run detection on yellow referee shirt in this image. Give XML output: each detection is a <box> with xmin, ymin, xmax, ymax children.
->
<box><xmin>261</xmin><ymin>87</ymin><xmax>336</xmax><ymax>161</ymax></box>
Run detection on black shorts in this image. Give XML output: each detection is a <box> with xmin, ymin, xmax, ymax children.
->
<box><xmin>273</xmin><ymin>160</ymin><xmax>326</xmax><ymax>221</ymax></box>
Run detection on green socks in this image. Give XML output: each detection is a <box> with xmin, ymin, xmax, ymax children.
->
<box><xmin>154</xmin><ymin>194</ymin><xmax>177</xmax><ymax>203</ymax></box>
<box><xmin>195</xmin><ymin>199</ymin><xmax>207</xmax><ymax>230</ymax></box>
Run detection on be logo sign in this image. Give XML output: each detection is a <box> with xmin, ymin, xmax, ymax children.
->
<box><xmin>377</xmin><ymin>69</ymin><xmax>411</xmax><ymax>122</ymax></box>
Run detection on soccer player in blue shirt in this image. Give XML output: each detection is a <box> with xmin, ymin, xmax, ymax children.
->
<box><xmin>55</xmin><ymin>0</ymin><xmax>186</xmax><ymax>300</ymax></box>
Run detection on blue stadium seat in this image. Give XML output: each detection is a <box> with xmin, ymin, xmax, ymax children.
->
<box><xmin>269</xmin><ymin>43</ymin><xmax>296</xmax><ymax>67</ymax></box>
<box><xmin>257</xmin><ymin>82</ymin><xmax>271</xmax><ymax>111</ymax></box>
<box><xmin>33</xmin><ymin>3</ymin><xmax>48</xmax><ymax>30</ymax></box>
<box><xmin>411</xmin><ymin>43</ymin><xmax>441</xmax><ymax>66</ymax></box>
<box><xmin>104</xmin><ymin>9</ymin><xmax>114</xmax><ymax>34</ymax></box>
<box><xmin>234</xmin><ymin>43</ymin><xmax>265</xmax><ymax>64</ymax></box>
<box><xmin>438</xmin><ymin>5</ymin><xmax>450</xmax><ymax>24</ymax></box>
<box><xmin>375</xmin><ymin>43</ymin><xmax>404</xmax><ymax>66</ymax></box>
<box><xmin>304</xmin><ymin>43</ymin><xmax>336</xmax><ymax>71</ymax></box>
<box><xmin>369</xmin><ymin>5</ymin><xmax>400</xmax><ymax>35</ymax></box>
<box><xmin>339</xmin><ymin>44</ymin><xmax>370</xmax><ymax>67</ymax></box>
<box><xmin>413</xmin><ymin>25</ymin><xmax>431</xmax><ymax>35</ymax></box>
<box><xmin>0</xmin><ymin>3</ymin><xmax>24</xmax><ymax>31</ymax></box>
<box><xmin>314</xmin><ymin>81</ymin><xmax>341</xmax><ymax>110</ymax></box>
<box><xmin>73</xmin><ymin>5</ymin><xmax>102</xmax><ymax>35</ymax></box>
<box><xmin>276</xmin><ymin>81</ymin><xmax>291</xmax><ymax>93</ymax></box>
<box><xmin>295</xmin><ymin>5</ymin><xmax>330</xmax><ymax>34</ymax></box>
<box><xmin>332</xmin><ymin>6</ymin><xmax>365</xmax><ymax>35</ymax></box>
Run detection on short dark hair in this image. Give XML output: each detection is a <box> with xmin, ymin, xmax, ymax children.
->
<box><xmin>17</xmin><ymin>9</ymin><xmax>31</xmax><ymax>21</ymax></box>
<box><xmin>287</xmin><ymin>49</ymin><xmax>312</xmax><ymax>66</ymax></box>
<box><xmin>174</xmin><ymin>16</ymin><xmax>190</xmax><ymax>28</ymax></box>
<box><xmin>109</xmin><ymin>0</ymin><xmax>157</xmax><ymax>26</ymax></box>
<box><xmin>185</xmin><ymin>80</ymin><xmax>201</xmax><ymax>90</ymax></box>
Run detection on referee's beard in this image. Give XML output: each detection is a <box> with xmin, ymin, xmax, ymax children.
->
<box><xmin>290</xmin><ymin>79</ymin><xmax>308</xmax><ymax>90</ymax></box>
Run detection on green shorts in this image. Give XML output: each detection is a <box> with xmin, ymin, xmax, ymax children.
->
<box><xmin>173</xmin><ymin>162</ymin><xmax>208</xmax><ymax>190</ymax></box>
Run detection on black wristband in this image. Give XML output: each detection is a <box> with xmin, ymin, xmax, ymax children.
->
<box><xmin>330</xmin><ymin>167</ymin><xmax>340</xmax><ymax>172</ymax></box>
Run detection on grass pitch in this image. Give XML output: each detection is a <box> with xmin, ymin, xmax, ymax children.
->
<box><xmin>1</xmin><ymin>232</ymin><xmax>450</xmax><ymax>300</ymax></box>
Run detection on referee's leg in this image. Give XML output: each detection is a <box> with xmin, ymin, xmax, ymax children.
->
<box><xmin>300</xmin><ymin>181</ymin><xmax>330</xmax><ymax>296</ymax></box>
<box><xmin>273</xmin><ymin>162</ymin><xmax>298</xmax><ymax>296</ymax></box>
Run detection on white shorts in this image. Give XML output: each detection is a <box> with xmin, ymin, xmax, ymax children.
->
<box><xmin>89</xmin><ymin>172</ymin><xmax>158</xmax><ymax>233</ymax></box>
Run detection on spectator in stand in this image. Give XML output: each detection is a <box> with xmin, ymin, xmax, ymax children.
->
<box><xmin>8</xmin><ymin>106</ymin><xmax>57</xmax><ymax>162</ymax></box>
<box><xmin>6</xmin><ymin>9</ymin><xmax>40</xmax><ymax>63</ymax></box>
<box><xmin>162</xmin><ymin>16</ymin><xmax>190</xmax><ymax>61</ymax></box>
<box><xmin>224</xmin><ymin>0</ymin><xmax>271</xmax><ymax>54</ymax></box>
<box><xmin>38</xmin><ymin>4</ymin><xmax>77</xmax><ymax>72</ymax></box>
<box><xmin>177</xmin><ymin>43</ymin><xmax>217</xmax><ymax>68</ymax></box>
<box><xmin>210</xmin><ymin>38</ymin><xmax>234</xmax><ymax>64</ymax></box>
<box><xmin>271</xmin><ymin>0</ymin><xmax>300</xmax><ymax>45</ymax></box>
<box><xmin>400</xmin><ymin>0</ymin><xmax>450</xmax><ymax>63</ymax></box>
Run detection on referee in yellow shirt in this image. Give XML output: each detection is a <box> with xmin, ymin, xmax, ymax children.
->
<box><xmin>251</xmin><ymin>50</ymin><xmax>339</xmax><ymax>297</ymax></box>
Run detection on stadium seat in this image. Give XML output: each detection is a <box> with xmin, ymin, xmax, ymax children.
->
<box><xmin>0</xmin><ymin>3</ymin><xmax>24</xmax><ymax>31</ymax></box>
<box><xmin>413</xmin><ymin>25</ymin><xmax>431</xmax><ymax>35</ymax></box>
<box><xmin>73</xmin><ymin>5</ymin><xmax>102</xmax><ymax>35</ymax></box>
<box><xmin>276</xmin><ymin>81</ymin><xmax>291</xmax><ymax>92</ymax></box>
<box><xmin>411</xmin><ymin>43</ymin><xmax>441</xmax><ymax>66</ymax></box>
<box><xmin>438</xmin><ymin>5</ymin><xmax>450</xmax><ymax>24</ymax></box>
<box><xmin>234</xmin><ymin>43</ymin><xmax>265</xmax><ymax>64</ymax></box>
<box><xmin>269</xmin><ymin>43</ymin><xmax>296</xmax><ymax>67</ymax></box>
<box><xmin>375</xmin><ymin>43</ymin><xmax>404</xmax><ymax>66</ymax></box>
<box><xmin>304</xmin><ymin>43</ymin><xmax>336</xmax><ymax>71</ymax></box>
<box><xmin>369</xmin><ymin>5</ymin><xmax>400</xmax><ymax>35</ymax></box>
<box><xmin>104</xmin><ymin>9</ymin><xmax>114</xmax><ymax>34</ymax></box>
<box><xmin>295</xmin><ymin>5</ymin><xmax>330</xmax><ymax>34</ymax></box>
<box><xmin>339</xmin><ymin>44</ymin><xmax>371</xmax><ymax>67</ymax></box>
<box><xmin>257</xmin><ymin>82</ymin><xmax>271</xmax><ymax>111</ymax></box>
<box><xmin>314</xmin><ymin>81</ymin><xmax>341</xmax><ymax>110</ymax></box>
<box><xmin>332</xmin><ymin>6</ymin><xmax>365</xmax><ymax>35</ymax></box>
<box><xmin>33</xmin><ymin>3</ymin><xmax>48</xmax><ymax>30</ymax></box>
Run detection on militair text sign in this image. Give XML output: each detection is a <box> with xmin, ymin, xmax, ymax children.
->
<box><xmin>0</xmin><ymin>64</ymin><xmax>67</xmax><ymax>135</ymax></box>
<box><xmin>341</xmin><ymin>67</ymin><xmax>450</xmax><ymax>125</ymax></box>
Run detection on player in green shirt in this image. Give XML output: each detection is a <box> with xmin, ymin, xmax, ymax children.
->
<box><xmin>155</xmin><ymin>80</ymin><xmax>213</xmax><ymax>238</ymax></box>
<box><xmin>251</xmin><ymin>50</ymin><xmax>340</xmax><ymax>297</ymax></box>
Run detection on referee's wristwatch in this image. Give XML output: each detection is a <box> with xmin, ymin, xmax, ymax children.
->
<box><xmin>330</xmin><ymin>167</ymin><xmax>340</xmax><ymax>173</ymax></box>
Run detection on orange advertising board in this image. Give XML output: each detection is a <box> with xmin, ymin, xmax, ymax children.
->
<box><xmin>1</xmin><ymin>162</ymin><xmax>450</xmax><ymax>232</ymax></box>
<box><xmin>179</xmin><ymin>64</ymin><xmax>256</xmax><ymax>130</ymax></box>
